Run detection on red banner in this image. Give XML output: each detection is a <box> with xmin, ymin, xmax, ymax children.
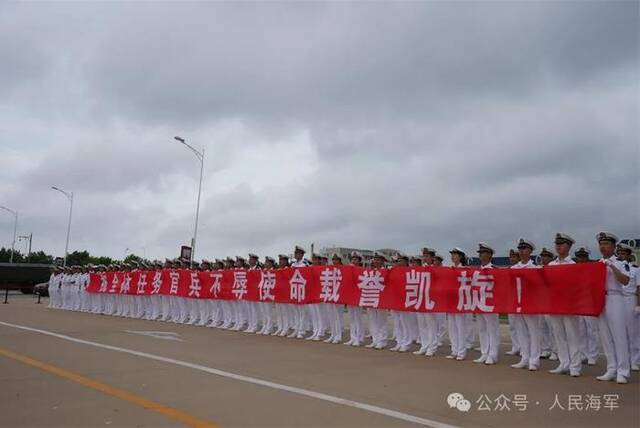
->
<box><xmin>88</xmin><ymin>262</ymin><xmax>606</xmax><ymax>316</ymax></box>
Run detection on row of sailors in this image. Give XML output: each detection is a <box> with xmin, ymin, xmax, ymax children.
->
<box><xmin>48</xmin><ymin>231</ymin><xmax>639</xmax><ymax>384</ymax></box>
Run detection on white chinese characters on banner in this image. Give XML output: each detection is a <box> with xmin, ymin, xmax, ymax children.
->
<box><xmin>136</xmin><ymin>273</ymin><xmax>148</xmax><ymax>295</ymax></box>
<box><xmin>404</xmin><ymin>270</ymin><xmax>435</xmax><ymax>310</ymax></box>
<box><xmin>290</xmin><ymin>269</ymin><xmax>306</xmax><ymax>303</ymax></box>
<box><xmin>319</xmin><ymin>268</ymin><xmax>342</xmax><ymax>303</ymax></box>
<box><xmin>109</xmin><ymin>274</ymin><xmax>120</xmax><ymax>293</ymax></box>
<box><xmin>150</xmin><ymin>271</ymin><xmax>162</xmax><ymax>294</ymax></box>
<box><xmin>232</xmin><ymin>271</ymin><xmax>248</xmax><ymax>300</ymax></box>
<box><xmin>169</xmin><ymin>271</ymin><xmax>180</xmax><ymax>295</ymax></box>
<box><xmin>120</xmin><ymin>274</ymin><xmax>132</xmax><ymax>294</ymax></box>
<box><xmin>208</xmin><ymin>272</ymin><xmax>223</xmax><ymax>298</ymax></box>
<box><xmin>258</xmin><ymin>271</ymin><xmax>276</xmax><ymax>301</ymax></box>
<box><xmin>357</xmin><ymin>270</ymin><xmax>385</xmax><ymax>308</ymax></box>
<box><xmin>457</xmin><ymin>270</ymin><xmax>495</xmax><ymax>312</ymax></box>
<box><xmin>188</xmin><ymin>271</ymin><xmax>202</xmax><ymax>298</ymax></box>
<box><xmin>98</xmin><ymin>274</ymin><xmax>108</xmax><ymax>293</ymax></box>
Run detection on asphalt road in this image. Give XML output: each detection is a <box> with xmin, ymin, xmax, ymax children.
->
<box><xmin>0</xmin><ymin>296</ymin><xmax>637</xmax><ymax>428</ymax></box>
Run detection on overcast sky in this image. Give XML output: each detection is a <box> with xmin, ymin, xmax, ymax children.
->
<box><xmin>1</xmin><ymin>1</ymin><xmax>638</xmax><ymax>261</ymax></box>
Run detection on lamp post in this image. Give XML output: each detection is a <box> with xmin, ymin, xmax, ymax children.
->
<box><xmin>0</xmin><ymin>206</ymin><xmax>18</xmax><ymax>263</ymax></box>
<box><xmin>174</xmin><ymin>136</ymin><xmax>204</xmax><ymax>268</ymax></box>
<box><xmin>18</xmin><ymin>233</ymin><xmax>32</xmax><ymax>262</ymax></box>
<box><xmin>51</xmin><ymin>186</ymin><xmax>73</xmax><ymax>267</ymax></box>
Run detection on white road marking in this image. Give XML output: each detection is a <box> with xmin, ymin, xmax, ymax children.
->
<box><xmin>0</xmin><ymin>320</ymin><xmax>458</xmax><ymax>428</ymax></box>
<box><xmin>124</xmin><ymin>330</ymin><xmax>184</xmax><ymax>341</ymax></box>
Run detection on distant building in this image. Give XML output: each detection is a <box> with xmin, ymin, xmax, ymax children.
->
<box><xmin>620</xmin><ymin>238</ymin><xmax>640</xmax><ymax>262</ymax></box>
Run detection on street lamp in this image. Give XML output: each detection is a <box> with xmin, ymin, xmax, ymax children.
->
<box><xmin>0</xmin><ymin>206</ymin><xmax>18</xmax><ymax>264</ymax></box>
<box><xmin>174</xmin><ymin>136</ymin><xmax>204</xmax><ymax>268</ymax></box>
<box><xmin>51</xmin><ymin>186</ymin><xmax>73</xmax><ymax>267</ymax></box>
<box><xmin>18</xmin><ymin>233</ymin><xmax>32</xmax><ymax>261</ymax></box>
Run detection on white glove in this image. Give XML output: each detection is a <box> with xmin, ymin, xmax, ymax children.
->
<box><xmin>634</xmin><ymin>306</ymin><xmax>640</xmax><ymax>315</ymax></box>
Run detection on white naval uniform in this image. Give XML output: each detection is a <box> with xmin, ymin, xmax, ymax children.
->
<box><xmin>306</xmin><ymin>265</ymin><xmax>325</xmax><ymax>341</ymax></box>
<box><xmin>290</xmin><ymin>260</ymin><xmax>309</xmax><ymax>338</ymax></box>
<box><xmin>476</xmin><ymin>263</ymin><xmax>500</xmax><ymax>364</ymax></box>
<box><xmin>345</xmin><ymin>264</ymin><xmax>365</xmax><ymax>346</ymax></box>
<box><xmin>631</xmin><ymin>265</ymin><xmax>640</xmax><ymax>368</ymax></box>
<box><xmin>324</xmin><ymin>299</ymin><xmax>344</xmax><ymax>344</ymax></box>
<box><xmin>245</xmin><ymin>265</ymin><xmax>261</xmax><ymax>333</ymax></box>
<box><xmin>273</xmin><ymin>273</ymin><xmax>292</xmax><ymax>336</ymax></box>
<box><xmin>548</xmin><ymin>256</ymin><xmax>582</xmax><ymax>375</ymax></box>
<box><xmin>598</xmin><ymin>256</ymin><xmax>631</xmax><ymax>380</ymax></box>
<box><xmin>622</xmin><ymin>263</ymin><xmax>639</xmax><ymax>369</ymax></box>
<box><xmin>511</xmin><ymin>259</ymin><xmax>542</xmax><ymax>369</ymax></box>
<box><xmin>47</xmin><ymin>273</ymin><xmax>58</xmax><ymax>309</ymax></box>
<box><xmin>368</xmin><ymin>305</ymin><xmax>388</xmax><ymax>349</ymax></box>
<box><xmin>447</xmin><ymin>262</ymin><xmax>470</xmax><ymax>360</ymax></box>
<box><xmin>257</xmin><ymin>268</ymin><xmax>275</xmax><ymax>335</ymax></box>
<box><xmin>412</xmin><ymin>265</ymin><xmax>439</xmax><ymax>356</ymax></box>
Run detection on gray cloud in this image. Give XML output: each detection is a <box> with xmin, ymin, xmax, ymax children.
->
<box><xmin>0</xmin><ymin>1</ymin><xmax>638</xmax><ymax>261</ymax></box>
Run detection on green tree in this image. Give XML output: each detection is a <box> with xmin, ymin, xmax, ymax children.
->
<box><xmin>28</xmin><ymin>250</ymin><xmax>54</xmax><ymax>264</ymax></box>
<box><xmin>123</xmin><ymin>253</ymin><xmax>145</xmax><ymax>264</ymax></box>
<box><xmin>89</xmin><ymin>255</ymin><xmax>115</xmax><ymax>266</ymax></box>
<box><xmin>0</xmin><ymin>247</ymin><xmax>25</xmax><ymax>263</ymax></box>
<box><xmin>65</xmin><ymin>250</ymin><xmax>92</xmax><ymax>266</ymax></box>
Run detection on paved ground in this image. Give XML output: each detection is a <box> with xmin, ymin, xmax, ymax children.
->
<box><xmin>0</xmin><ymin>294</ymin><xmax>638</xmax><ymax>428</ymax></box>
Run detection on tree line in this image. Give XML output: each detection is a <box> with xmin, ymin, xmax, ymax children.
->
<box><xmin>0</xmin><ymin>247</ymin><xmax>147</xmax><ymax>266</ymax></box>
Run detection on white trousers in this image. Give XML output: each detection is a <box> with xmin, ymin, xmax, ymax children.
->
<box><xmin>325</xmin><ymin>304</ymin><xmax>343</xmax><ymax>340</ymax></box>
<box><xmin>623</xmin><ymin>296</ymin><xmax>639</xmax><ymax>366</ymax></box>
<box><xmin>368</xmin><ymin>308</ymin><xmax>388</xmax><ymax>346</ymax></box>
<box><xmin>507</xmin><ymin>314</ymin><xmax>521</xmax><ymax>352</ymax></box>
<box><xmin>579</xmin><ymin>316</ymin><xmax>600</xmax><ymax>362</ymax></box>
<box><xmin>478</xmin><ymin>313</ymin><xmax>500</xmax><ymax>361</ymax></box>
<box><xmin>550</xmin><ymin>315</ymin><xmax>582</xmax><ymax>373</ymax></box>
<box><xmin>514</xmin><ymin>314</ymin><xmax>541</xmax><ymax>367</ymax></box>
<box><xmin>448</xmin><ymin>314</ymin><xmax>467</xmax><ymax>357</ymax></box>
<box><xmin>599</xmin><ymin>294</ymin><xmax>630</xmax><ymax>378</ymax></box>
<box><xmin>347</xmin><ymin>306</ymin><xmax>364</xmax><ymax>343</ymax></box>
<box><xmin>541</xmin><ymin>315</ymin><xmax>556</xmax><ymax>353</ymax></box>
<box><xmin>399</xmin><ymin>312</ymin><xmax>418</xmax><ymax>347</ymax></box>
<box><xmin>416</xmin><ymin>313</ymin><xmax>439</xmax><ymax>353</ymax></box>
<box><xmin>258</xmin><ymin>302</ymin><xmax>273</xmax><ymax>333</ymax></box>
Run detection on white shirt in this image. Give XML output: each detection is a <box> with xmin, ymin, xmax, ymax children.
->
<box><xmin>290</xmin><ymin>259</ymin><xmax>308</xmax><ymax>268</ymax></box>
<box><xmin>512</xmin><ymin>259</ymin><xmax>539</xmax><ymax>269</ymax></box>
<box><xmin>621</xmin><ymin>262</ymin><xmax>637</xmax><ymax>296</ymax></box>
<box><xmin>480</xmin><ymin>262</ymin><xmax>494</xmax><ymax>270</ymax></box>
<box><xmin>599</xmin><ymin>255</ymin><xmax>630</xmax><ymax>294</ymax></box>
<box><xmin>548</xmin><ymin>255</ymin><xmax>576</xmax><ymax>266</ymax></box>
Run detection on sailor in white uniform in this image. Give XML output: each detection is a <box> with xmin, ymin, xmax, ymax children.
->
<box><xmin>273</xmin><ymin>254</ymin><xmax>292</xmax><ymax>336</ymax></box>
<box><xmin>595</xmin><ymin>232</ymin><xmax>631</xmax><ymax>384</ymax></box>
<box><xmin>505</xmin><ymin>249</ymin><xmax>522</xmax><ymax>357</ymax></box>
<box><xmin>574</xmin><ymin>247</ymin><xmax>600</xmax><ymax>365</ymax></box>
<box><xmin>307</xmin><ymin>253</ymin><xmax>325</xmax><ymax>341</ymax></box>
<box><xmin>510</xmin><ymin>238</ymin><xmax>542</xmax><ymax>371</ymax></box>
<box><xmin>245</xmin><ymin>253</ymin><xmax>261</xmax><ymax>333</ymax></box>
<box><xmin>548</xmin><ymin>233</ymin><xmax>582</xmax><ymax>376</ymax></box>
<box><xmin>323</xmin><ymin>253</ymin><xmax>344</xmax><ymax>344</ymax></box>
<box><xmin>414</xmin><ymin>248</ymin><xmax>440</xmax><ymax>356</ymax></box>
<box><xmin>344</xmin><ymin>251</ymin><xmax>365</xmax><ymax>347</ymax></box>
<box><xmin>446</xmin><ymin>248</ymin><xmax>470</xmax><ymax>360</ymax></box>
<box><xmin>473</xmin><ymin>242</ymin><xmax>500</xmax><ymax>365</ymax></box>
<box><xmin>615</xmin><ymin>244</ymin><xmax>639</xmax><ymax>372</ymax></box>
<box><xmin>219</xmin><ymin>258</ymin><xmax>235</xmax><ymax>329</ymax></box>
<box><xmin>290</xmin><ymin>246</ymin><xmax>309</xmax><ymax>339</ymax></box>
<box><xmin>257</xmin><ymin>256</ymin><xmax>276</xmax><ymax>335</ymax></box>
<box><xmin>538</xmin><ymin>247</ymin><xmax>558</xmax><ymax>362</ymax></box>
<box><xmin>366</xmin><ymin>251</ymin><xmax>389</xmax><ymax>350</ymax></box>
